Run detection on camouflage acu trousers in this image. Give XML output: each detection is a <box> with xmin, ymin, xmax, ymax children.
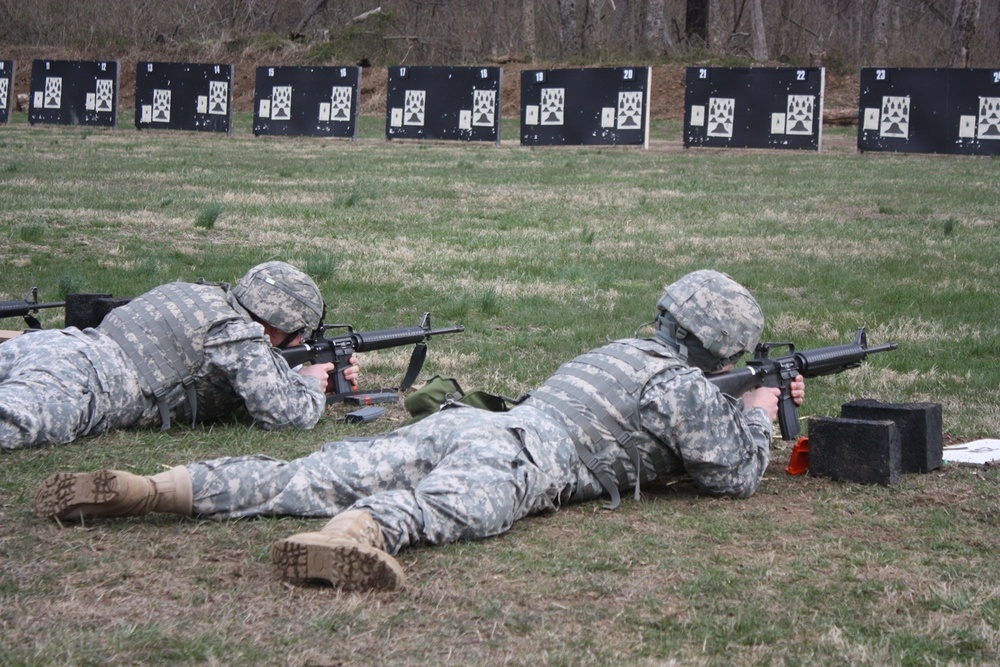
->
<box><xmin>188</xmin><ymin>404</ymin><xmax>603</xmax><ymax>554</ymax></box>
<box><xmin>0</xmin><ymin>330</ymin><xmax>142</xmax><ymax>449</ymax></box>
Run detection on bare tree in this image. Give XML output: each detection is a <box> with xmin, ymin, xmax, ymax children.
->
<box><xmin>644</xmin><ymin>0</ymin><xmax>669</xmax><ymax>56</ymax></box>
<box><xmin>522</xmin><ymin>0</ymin><xmax>536</xmax><ymax>61</ymax></box>
<box><xmin>948</xmin><ymin>0</ymin><xmax>981</xmax><ymax>67</ymax></box>
<box><xmin>872</xmin><ymin>0</ymin><xmax>892</xmax><ymax>64</ymax></box>
<box><xmin>294</xmin><ymin>0</ymin><xmax>328</xmax><ymax>35</ymax></box>
<box><xmin>749</xmin><ymin>0</ymin><xmax>767</xmax><ymax>60</ymax></box>
<box><xmin>581</xmin><ymin>0</ymin><xmax>599</xmax><ymax>55</ymax></box>
<box><xmin>559</xmin><ymin>0</ymin><xmax>577</xmax><ymax>57</ymax></box>
<box><xmin>613</xmin><ymin>0</ymin><xmax>637</xmax><ymax>53</ymax></box>
<box><xmin>707</xmin><ymin>0</ymin><xmax>723</xmax><ymax>54</ymax></box>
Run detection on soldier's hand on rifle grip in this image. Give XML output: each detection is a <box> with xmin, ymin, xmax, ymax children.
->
<box><xmin>298</xmin><ymin>362</ymin><xmax>337</xmax><ymax>393</ymax></box>
<box><xmin>743</xmin><ymin>386</ymin><xmax>782</xmax><ymax>421</ymax></box>
<box><xmin>742</xmin><ymin>375</ymin><xmax>805</xmax><ymax>439</ymax></box>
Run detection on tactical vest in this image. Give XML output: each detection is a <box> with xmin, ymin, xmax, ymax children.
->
<box><xmin>99</xmin><ymin>282</ymin><xmax>242</xmax><ymax>430</ymax></box>
<box><xmin>522</xmin><ymin>339</ymin><xmax>686</xmax><ymax>509</ymax></box>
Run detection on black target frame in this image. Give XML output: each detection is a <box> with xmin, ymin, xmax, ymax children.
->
<box><xmin>858</xmin><ymin>67</ymin><xmax>1000</xmax><ymax>155</ymax></box>
<box><xmin>385</xmin><ymin>66</ymin><xmax>502</xmax><ymax>143</ymax></box>
<box><xmin>253</xmin><ymin>65</ymin><xmax>362</xmax><ymax>138</ymax></box>
<box><xmin>135</xmin><ymin>61</ymin><xmax>233</xmax><ymax>135</ymax></box>
<box><xmin>0</xmin><ymin>60</ymin><xmax>13</xmax><ymax>124</ymax></box>
<box><xmin>683</xmin><ymin>66</ymin><xmax>825</xmax><ymax>151</ymax></box>
<box><xmin>28</xmin><ymin>59</ymin><xmax>119</xmax><ymax>128</ymax></box>
<box><xmin>520</xmin><ymin>67</ymin><xmax>651</xmax><ymax>147</ymax></box>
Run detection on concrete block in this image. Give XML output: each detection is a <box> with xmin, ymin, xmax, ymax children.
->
<box><xmin>841</xmin><ymin>399</ymin><xmax>943</xmax><ymax>473</ymax></box>
<box><xmin>64</xmin><ymin>294</ymin><xmax>130</xmax><ymax>330</ymax></box>
<box><xmin>808</xmin><ymin>416</ymin><xmax>901</xmax><ymax>485</ymax></box>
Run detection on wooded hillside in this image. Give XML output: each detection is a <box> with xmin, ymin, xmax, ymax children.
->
<box><xmin>1</xmin><ymin>0</ymin><xmax>995</xmax><ymax>70</ymax></box>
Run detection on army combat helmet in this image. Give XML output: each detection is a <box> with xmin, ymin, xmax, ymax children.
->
<box><xmin>654</xmin><ymin>269</ymin><xmax>764</xmax><ymax>372</ymax></box>
<box><xmin>233</xmin><ymin>261</ymin><xmax>324</xmax><ymax>334</ymax></box>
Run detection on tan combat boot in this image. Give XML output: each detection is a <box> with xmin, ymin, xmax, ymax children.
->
<box><xmin>271</xmin><ymin>510</ymin><xmax>405</xmax><ymax>592</ymax></box>
<box><xmin>33</xmin><ymin>466</ymin><xmax>193</xmax><ymax>521</ymax></box>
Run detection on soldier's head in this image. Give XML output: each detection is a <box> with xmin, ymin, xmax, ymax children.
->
<box><xmin>233</xmin><ymin>261</ymin><xmax>324</xmax><ymax>345</ymax></box>
<box><xmin>654</xmin><ymin>269</ymin><xmax>764</xmax><ymax>373</ymax></box>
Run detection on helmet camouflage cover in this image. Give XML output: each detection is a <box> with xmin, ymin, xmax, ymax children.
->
<box><xmin>656</xmin><ymin>269</ymin><xmax>764</xmax><ymax>362</ymax></box>
<box><xmin>232</xmin><ymin>261</ymin><xmax>324</xmax><ymax>334</ymax></box>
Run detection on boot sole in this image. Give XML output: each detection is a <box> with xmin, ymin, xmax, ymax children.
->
<box><xmin>271</xmin><ymin>535</ymin><xmax>405</xmax><ymax>592</ymax></box>
<box><xmin>33</xmin><ymin>470</ymin><xmax>119</xmax><ymax>519</ymax></box>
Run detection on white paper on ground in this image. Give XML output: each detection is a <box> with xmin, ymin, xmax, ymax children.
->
<box><xmin>943</xmin><ymin>439</ymin><xmax>1000</xmax><ymax>466</ymax></box>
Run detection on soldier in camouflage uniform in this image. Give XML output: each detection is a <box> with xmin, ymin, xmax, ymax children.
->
<box><xmin>1</xmin><ymin>261</ymin><xmax>353</xmax><ymax>451</ymax></box>
<box><xmin>35</xmin><ymin>270</ymin><xmax>804</xmax><ymax>593</ymax></box>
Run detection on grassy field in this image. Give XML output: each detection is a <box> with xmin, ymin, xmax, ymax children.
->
<box><xmin>1</xmin><ymin>114</ymin><xmax>999</xmax><ymax>666</ymax></box>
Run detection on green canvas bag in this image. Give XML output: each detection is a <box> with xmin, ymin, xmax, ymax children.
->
<box><xmin>403</xmin><ymin>374</ymin><xmax>513</xmax><ymax>425</ymax></box>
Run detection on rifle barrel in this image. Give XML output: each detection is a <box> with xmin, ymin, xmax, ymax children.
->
<box><xmin>427</xmin><ymin>325</ymin><xmax>465</xmax><ymax>336</ymax></box>
<box><xmin>0</xmin><ymin>301</ymin><xmax>66</xmax><ymax>322</ymax></box>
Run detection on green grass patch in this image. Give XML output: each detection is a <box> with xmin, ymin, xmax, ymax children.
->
<box><xmin>1</xmin><ymin>120</ymin><xmax>999</xmax><ymax>665</ymax></box>
<box><xmin>194</xmin><ymin>203</ymin><xmax>223</xmax><ymax>229</ymax></box>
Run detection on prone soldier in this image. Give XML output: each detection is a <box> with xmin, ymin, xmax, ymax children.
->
<box><xmin>1</xmin><ymin>261</ymin><xmax>357</xmax><ymax>451</ymax></box>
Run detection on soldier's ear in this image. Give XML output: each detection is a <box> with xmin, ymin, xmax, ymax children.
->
<box><xmin>260</xmin><ymin>323</ymin><xmax>282</xmax><ymax>347</ymax></box>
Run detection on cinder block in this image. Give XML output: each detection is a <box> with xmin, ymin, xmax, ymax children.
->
<box><xmin>64</xmin><ymin>294</ymin><xmax>130</xmax><ymax>330</ymax></box>
<box><xmin>808</xmin><ymin>416</ymin><xmax>901</xmax><ymax>485</ymax></box>
<box><xmin>840</xmin><ymin>399</ymin><xmax>943</xmax><ymax>473</ymax></box>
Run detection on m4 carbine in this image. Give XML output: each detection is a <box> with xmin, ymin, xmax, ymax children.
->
<box><xmin>709</xmin><ymin>327</ymin><xmax>898</xmax><ymax>440</ymax></box>
<box><xmin>280</xmin><ymin>312</ymin><xmax>464</xmax><ymax>403</ymax></box>
<box><xmin>0</xmin><ymin>288</ymin><xmax>130</xmax><ymax>333</ymax></box>
<box><xmin>0</xmin><ymin>287</ymin><xmax>65</xmax><ymax>330</ymax></box>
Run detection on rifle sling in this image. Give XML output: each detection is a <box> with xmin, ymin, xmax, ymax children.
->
<box><xmin>399</xmin><ymin>342</ymin><xmax>427</xmax><ymax>392</ymax></box>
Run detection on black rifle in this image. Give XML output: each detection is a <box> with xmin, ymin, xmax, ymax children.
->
<box><xmin>0</xmin><ymin>287</ymin><xmax>65</xmax><ymax>329</ymax></box>
<box><xmin>709</xmin><ymin>327</ymin><xmax>898</xmax><ymax>440</ymax></box>
<box><xmin>0</xmin><ymin>288</ymin><xmax>130</xmax><ymax>332</ymax></box>
<box><xmin>280</xmin><ymin>312</ymin><xmax>464</xmax><ymax>404</ymax></box>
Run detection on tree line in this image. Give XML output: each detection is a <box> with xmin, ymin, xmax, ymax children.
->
<box><xmin>0</xmin><ymin>0</ymin><xmax>995</xmax><ymax>70</ymax></box>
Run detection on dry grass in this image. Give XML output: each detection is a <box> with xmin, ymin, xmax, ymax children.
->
<box><xmin>5</xmin><ymin>450</ymin><xmax>999</xmax><ymax>665</ymax></box>
<box><xmin>2</xmin><ymin>121</ymin><xmax>999</xmax><ymax>664</ymax></box>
